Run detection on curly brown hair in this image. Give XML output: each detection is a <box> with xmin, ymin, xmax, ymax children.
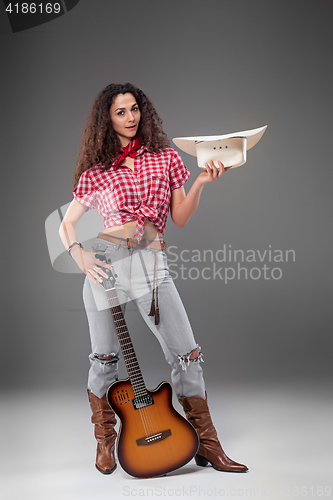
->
<box><xmin>73</xmin><ymin>83</ymin><xmax>170</xmax><ymax>187</ymax></box>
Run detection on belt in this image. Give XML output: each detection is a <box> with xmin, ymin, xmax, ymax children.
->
<box><xmin>98</xmin><ymin>232</ymin><xmax>166</xmax><ymax>251</ymax></box>
<box><xmin>97</xmin><ymin>231</ymin><xmax>164</xmax><ymax>326</ymax></box>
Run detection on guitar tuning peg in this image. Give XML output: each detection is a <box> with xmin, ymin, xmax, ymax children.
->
<box><xmin>114</xmin><ymin>273</ymin><xmax>118</xmax><ymax>278</ymax></box>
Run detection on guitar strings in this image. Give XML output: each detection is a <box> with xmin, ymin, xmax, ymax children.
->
<box><xmin>112</xmin><ymin>303</ymin><xmax>157</xmax><ymax>437</ymax></box>
<box><xmin>107</xmin><ymin>290</ymin><xmax>160</xmax><ymax>438</ymax></box>
<box><xmin>113</xmin><ymin>310</ymin><xmax>156</xmax><ymax>436</ymax></box>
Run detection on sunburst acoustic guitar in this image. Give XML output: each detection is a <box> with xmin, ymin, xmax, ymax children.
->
<box><xmin>95</xmin><ymin>254</ymin><xmax>199</xmax><ymax>479</ymax></box>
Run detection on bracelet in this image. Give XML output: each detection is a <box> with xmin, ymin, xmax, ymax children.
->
<box><xmin>68</xmin><ymin>241</ymin><xmax>83</xmax><ymax>257</ymax></box>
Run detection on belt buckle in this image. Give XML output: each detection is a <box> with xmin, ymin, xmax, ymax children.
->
<box><xmin>126</xmin><ymin>238</ymin><xmax>139</xmax><ymax>249</ymax></box>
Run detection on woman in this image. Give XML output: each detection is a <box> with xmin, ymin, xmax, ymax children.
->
<box><xmin>59</xmin><ymin>83</ymin><xmax>248</xmax><ymax>475</ymax></box>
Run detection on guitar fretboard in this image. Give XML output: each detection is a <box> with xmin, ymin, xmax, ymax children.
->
<box><xmin>105</xmin><ymin>288</ymin><xmax>148</xmax><ymax>398</ymax></box>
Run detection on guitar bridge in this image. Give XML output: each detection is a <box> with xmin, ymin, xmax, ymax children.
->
<box><xmin>133</xmin><ymin>394</ymin><xmax>154</xmax><ymax>409</ymax></box>
<box><xmin>136</xmin><ymin>429</ymin><xmax>172</xmax><ymax>446</ymax></box>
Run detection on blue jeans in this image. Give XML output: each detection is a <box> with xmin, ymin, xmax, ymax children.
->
<box><xmin>83</xmin><ymin>236</ymin><xmax>205</xmax><ymax>399</ymax></box>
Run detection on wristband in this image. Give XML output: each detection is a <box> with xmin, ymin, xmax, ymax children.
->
<box><xmin>68</xmin><ymin>241</ymin><xmax>83</xmax><ymax>257</ymax></box>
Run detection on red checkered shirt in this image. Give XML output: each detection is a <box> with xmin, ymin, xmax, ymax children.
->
<box><xmin>73</xmin><ymin>146</ymin><xmax>190</xmax><ymax>241</ymax></box>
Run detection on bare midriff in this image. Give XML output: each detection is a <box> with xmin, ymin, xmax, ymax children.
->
<box><xmin>100</xmin><ymin>159</ymin><xmax>164</xmax><ymax>240</ymax></box>
<box><xmin>101</xmin><ymin>219</ymin><xmax>163</xmax><ymax>240</ymax></box>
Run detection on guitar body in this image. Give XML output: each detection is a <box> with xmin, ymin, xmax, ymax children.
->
<box><xmin>96</xmin><ymin>254</ymin><xmax>199</xmax><ymax>478</ymax></box>
<box><xmin>107</xmin><ymin>378</ymin><xmax>199</xmax><ymax>478</ymax></box>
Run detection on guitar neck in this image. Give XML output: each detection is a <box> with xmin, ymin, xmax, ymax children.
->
<box><xmin>105</xmin><ymin>288</ymin><xmax>148</xmax><ymax>398</ymax></box>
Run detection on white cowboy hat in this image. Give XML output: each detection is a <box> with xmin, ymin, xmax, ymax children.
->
<box><xmin>172</xmin><ymin>125</ymin><xmax>267</xmax><ymax>168</ymax></box>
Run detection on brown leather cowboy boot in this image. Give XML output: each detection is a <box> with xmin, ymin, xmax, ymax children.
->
<box><xmin>88</xmin><ymin>390</ymin><xmax>117</xmax><ymax>474</ymax></box>
<box><xmin>178</xmin><ymin>393</ymin><xmax>248</xmax><ymax>472</ymax></box>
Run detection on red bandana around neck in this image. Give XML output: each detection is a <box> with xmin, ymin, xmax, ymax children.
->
<box><xmin>114</xmin><ymin>135</ymin><xmax>142</xmax><ymax>169</ymax></box>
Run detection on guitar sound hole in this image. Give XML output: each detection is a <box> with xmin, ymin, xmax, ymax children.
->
<box><xmin>114</xmin><ymin>389</ymin><xmax>130</xmax><ymax>405</ymax></box>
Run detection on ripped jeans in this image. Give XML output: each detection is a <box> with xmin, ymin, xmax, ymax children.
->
<box><xmin>82</xmin><ymin>236</ymin><xmax>206</xmax><ymax>399</ymax></box>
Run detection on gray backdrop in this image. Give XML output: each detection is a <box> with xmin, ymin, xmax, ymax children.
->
<box><xmin>1</xmin><ymin>0</ymin><xmax>332</xmax><ymax>393</ymax></box>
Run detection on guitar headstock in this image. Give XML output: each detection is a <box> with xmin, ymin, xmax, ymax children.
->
<box><xmin>95</xmin><ymin>253</ymin><xmax>117</xmax><ymax>291</ymax></box>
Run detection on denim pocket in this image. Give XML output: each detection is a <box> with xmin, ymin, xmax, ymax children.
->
<box><xmin>92</xmin><ymin>240</ymin><xmax>109</xmax><ymax>252</ymax></box>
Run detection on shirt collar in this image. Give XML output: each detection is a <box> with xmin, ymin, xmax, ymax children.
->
<box><xmin>109</xmin><ymin>145</ymin><xmax>158</xmax><ymax>170</ymax></box>
<box><xmin>137</xmin><ymin>145</ymin><xmax>157</xmax><ymax>155</ymax></box>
